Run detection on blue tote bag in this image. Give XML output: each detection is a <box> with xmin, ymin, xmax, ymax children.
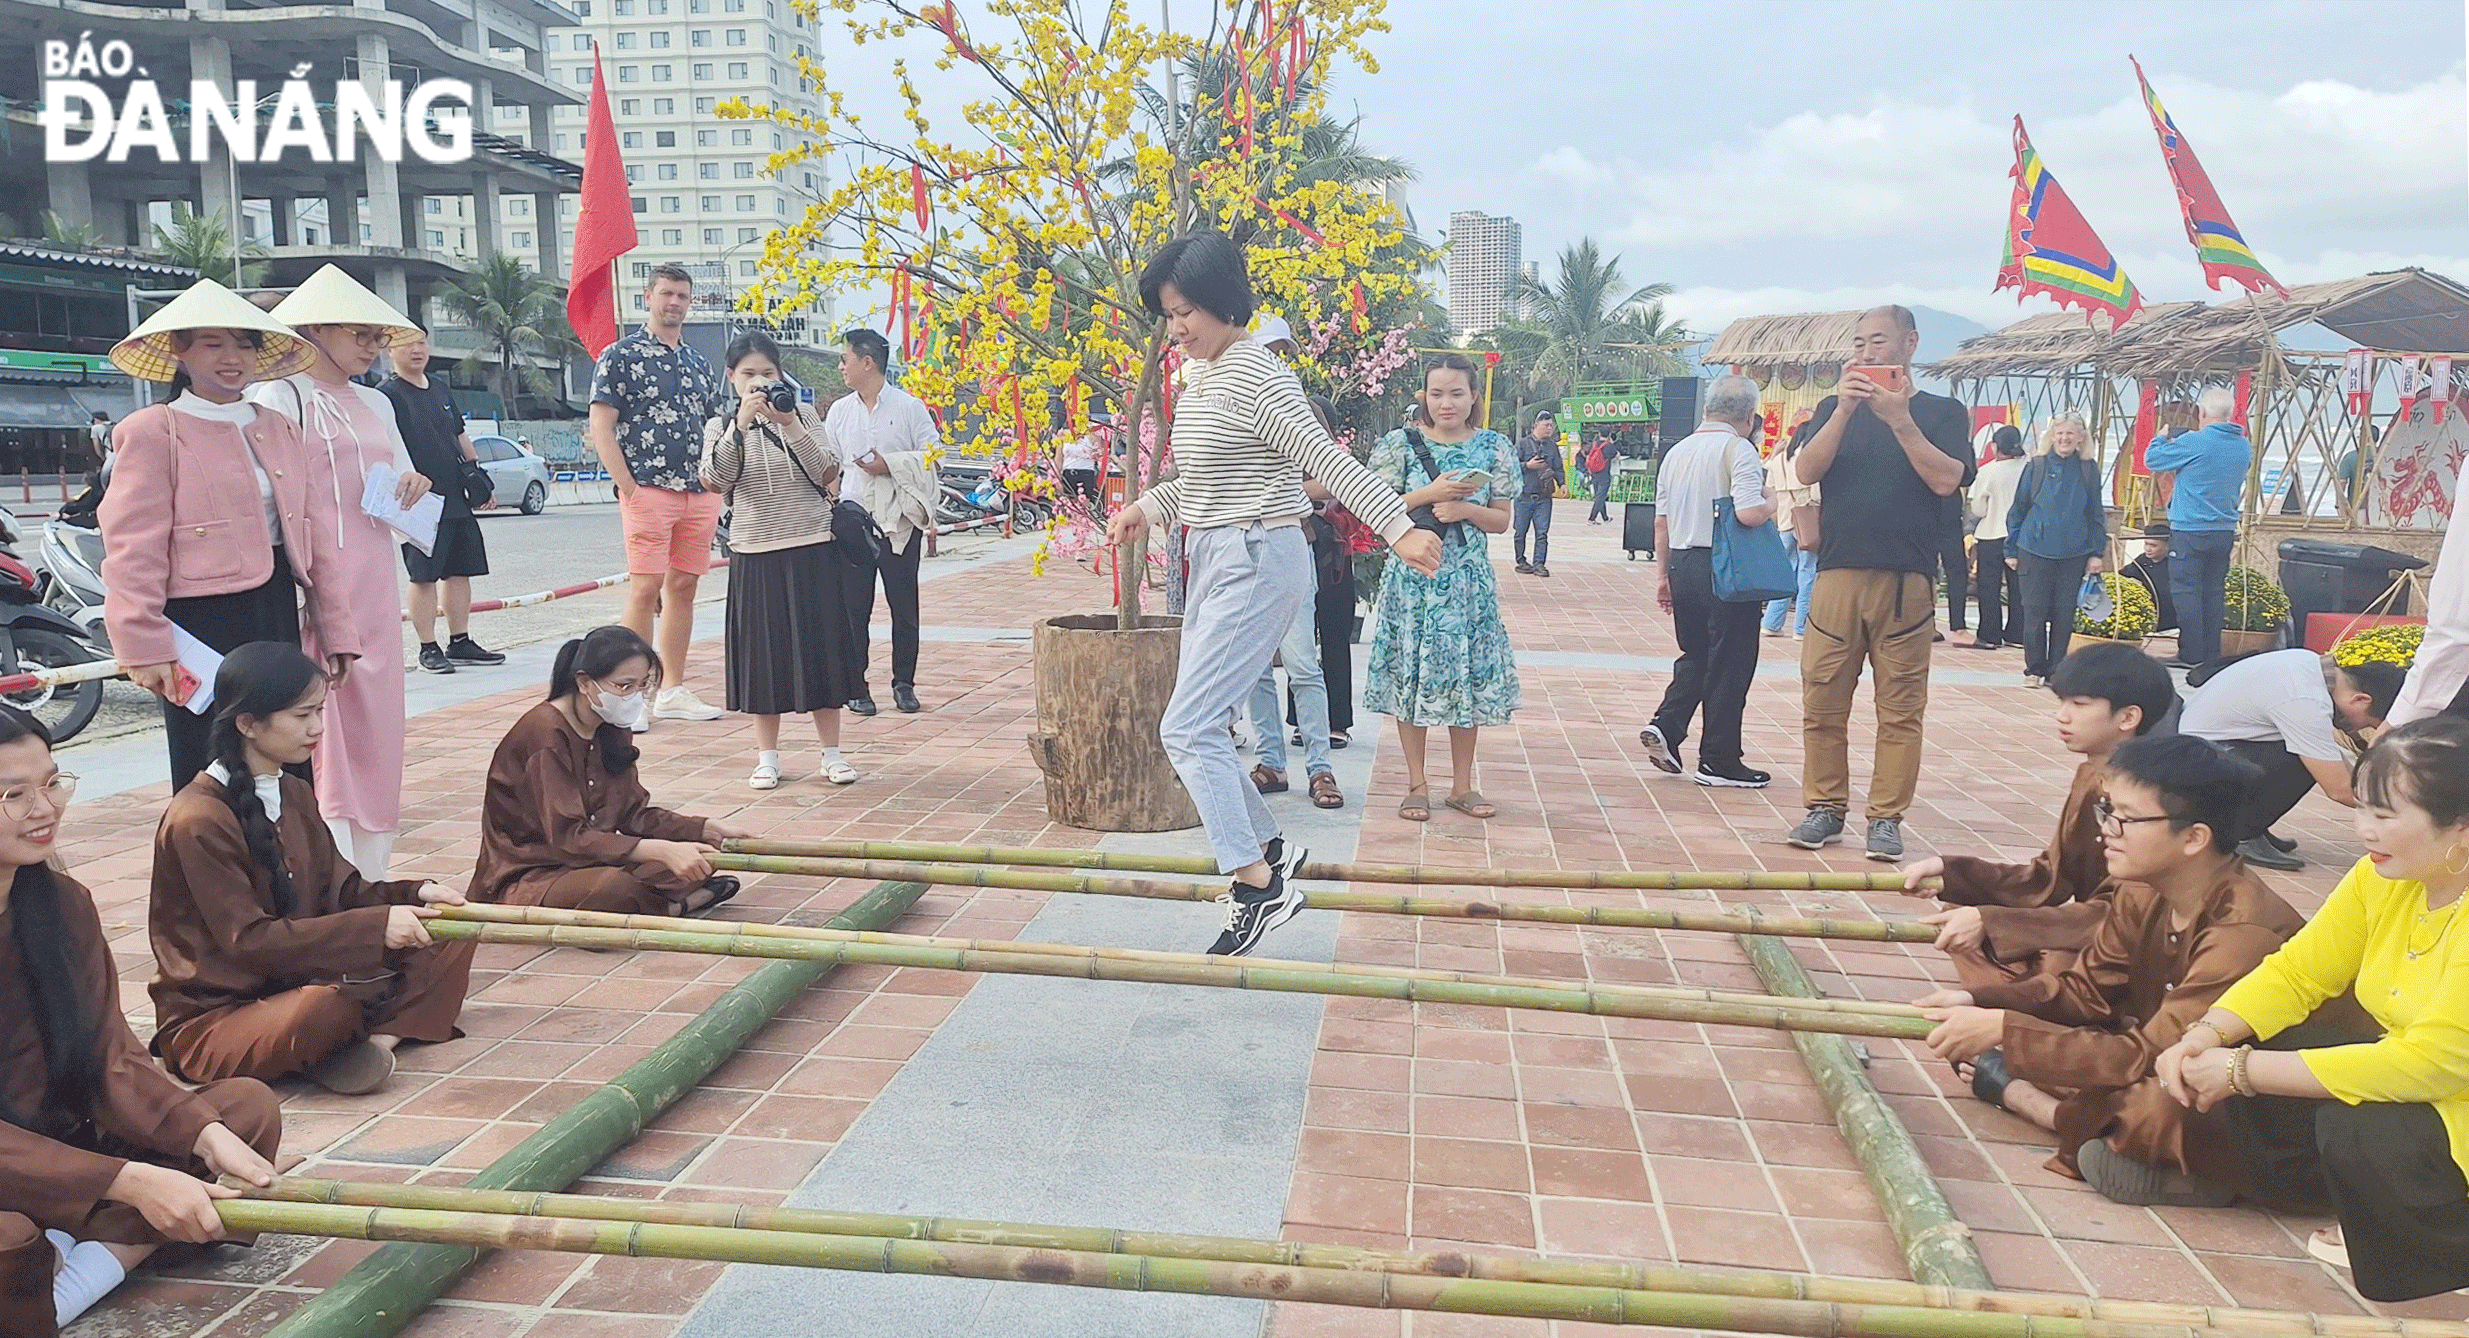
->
<box><xmin>1710</xmin><ymin>438</ymin><xmax>1796</xmax><ymax>602</ymax></box>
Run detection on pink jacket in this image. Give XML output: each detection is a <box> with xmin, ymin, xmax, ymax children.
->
<box><xmin>99</xmin><ymin>403</ymin><xmax>360</xmax><ymax>668</ymax></box>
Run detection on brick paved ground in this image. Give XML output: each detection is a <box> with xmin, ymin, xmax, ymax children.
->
<box><xmin>55</xmin><ymin>518</ymin><xmax>2467</xmax><ymax>1337</ymax></box>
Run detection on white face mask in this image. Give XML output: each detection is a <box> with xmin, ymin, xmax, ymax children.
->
<box><xmin>590</xmin><ymin>686</ymin><xmax>648</xmax><ymax>730</ymax></box>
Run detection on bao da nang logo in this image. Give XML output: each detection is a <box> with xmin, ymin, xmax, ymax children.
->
<box><xmin>39</xmin><ymin>33</ymin><xmax>473</xmax><ymax>164</ymax></box>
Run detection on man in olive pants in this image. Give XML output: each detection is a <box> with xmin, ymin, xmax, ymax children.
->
<box><xmin>1786</xmin><ymin>306</ymin><xmax>1977</xmax><ymax>861</ymax></box>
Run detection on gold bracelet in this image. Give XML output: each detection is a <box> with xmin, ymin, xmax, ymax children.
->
<box><xmin>2228</xmin><ymin>1045</ymin><xmax>2258</xmax><ymax>1098</ymax></box>
<box><xmin>2185</xmin><ymin>1020</ymin><xmax>2226</xmax><ymax>1049</ymax></box>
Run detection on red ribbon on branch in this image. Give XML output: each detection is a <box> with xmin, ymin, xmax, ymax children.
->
<box><xmin>910</xmin><ymin>163</ymin><xmax>931</xmax><ymax>230</ymax></box>
<box><xmin>920</xmin><ymin>3</ymin><xmax>980</xmax><ymax>62</ymax></box>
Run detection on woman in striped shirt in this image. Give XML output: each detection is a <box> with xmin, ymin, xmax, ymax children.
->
<box><xmin>1107</xmin><ymin>233</ymin><xmax>1441</xmax><ymax>957</ymax></box>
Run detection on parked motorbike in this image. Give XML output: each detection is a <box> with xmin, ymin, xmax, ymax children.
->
<box><xmin>0</xmin><ymin>538</ymin><xmax>106</xmax><ymax>743</ymax></box>
<box><xmin>36</xmin><ymin>518</ymin><xmax>109</xmax><ymax>649</ymax></box>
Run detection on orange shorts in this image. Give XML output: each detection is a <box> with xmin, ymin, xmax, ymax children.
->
<box><xmin>620</xmin><ymin>486</ymin><xmax>724</xmax><ymax>576</ymax></box>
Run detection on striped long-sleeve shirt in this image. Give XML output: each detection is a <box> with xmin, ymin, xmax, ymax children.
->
<box><xmin>1134</xmin><ymin>339</ymin><xmax>1413</xmax><ymax>543</ymax></box>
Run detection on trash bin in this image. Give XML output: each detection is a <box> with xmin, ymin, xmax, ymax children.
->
<box><xmin>2277</xmin><ymin>539</ymin><xmax>2429</xmax><ymax>630</ymax></box>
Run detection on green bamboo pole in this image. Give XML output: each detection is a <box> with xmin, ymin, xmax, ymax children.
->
<box><xmin>1735</xmin><ymin>934</ymin><xmax>1992</xmax><ymax>1292</ymax></box>
<box><xmin>723</xmin><ymin>836</ymin><xmax>1930</xmax><ymax>893</ymax></box>
<box><xmin>707</xmin><ymin>853</ymin><xmax>1939</xmax><ymax>944</ymax></box>
<box><xmin>215</xmin><ymin>1199</ymin><xmax>2205</xmax><ymax>1338</ymax></box>
<box><xmin>443</xmin><ymin>903</ymin><xmax>1925</xmax><ymax>1020</ymax></box>
<box><xmin>245</xmin><ymin>1176</ymin><xmax>2469</xmax><ymax>1338</ymax></box>
<box><xmin>258</xmin><ymin>880</ymin><xmax>928</xmax><ymax>1338</ymax></box>
<box><xmin>427</xmin><ymin>917</ymin><xmax>1937</xmax><ymax>1040</ymax></box>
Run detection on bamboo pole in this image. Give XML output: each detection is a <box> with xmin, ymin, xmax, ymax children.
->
<box><xmin>1736</xmin><ymin>934</ymin><xmax>1993</xmax><ymax>1292</ymax></box>
<box><xmin>442</xmin><ymin>903</ymin><xmax>1926</xmax><ymax>1020</ymax></box>
<box><xmin>244</xmin><ymin>1176</ymin><xmax>2469</xmax><ymax>1338</ymax></box>
<box><xmin>706</xmin><ymin>853</ymin><xmax>1940</xmax><ymax>944</ymax></box>
<box><xmin>426</xmin><ymin>918</ymin><xmax>1937</xmax><ymax>1040</ymax></box>
<box><xmin>723</xmin><ymin>837</ymin><xmax>1929</xmax><ymax>894</ymax></box>
<box><xmin>215</xmin><ymin>1198</ymin><xmax>2210</xmax><ymax>1338</ymax></box>
<box><xmin>259</xmin><ymin>881</ymin><xmax>930</xmax><ymax>1338</ymax></box>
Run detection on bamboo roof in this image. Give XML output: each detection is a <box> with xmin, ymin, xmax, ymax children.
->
<box><xmin>1702</xmin><ymin>310</ymin><xmax>1864</xmax><ymax>367</ymax></box>
<box><xmin>1926</xmin><ymin>269</ymin><xmax>2469</xmax><ymax>381</ymax></box>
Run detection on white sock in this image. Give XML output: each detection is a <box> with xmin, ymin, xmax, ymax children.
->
<box><xmin>757</xmin><ymin>749</ymin><xmax>781</xmax><ymax>770</ymax></box>
<box><xmin>821</xmin><ymin>747</ymin><xmax>845</xmax><ymax>767</ymax></box>
<box><xmin>47</xmin><ymin>1231</ymin><xmax>127</xmax><ymax>1327</ymax></box>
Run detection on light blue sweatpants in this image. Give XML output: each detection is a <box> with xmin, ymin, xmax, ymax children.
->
<box><xmin>1158</xmin><ymin>522</ymin><xmax>1314</xmax><ymax>873</ymax></box>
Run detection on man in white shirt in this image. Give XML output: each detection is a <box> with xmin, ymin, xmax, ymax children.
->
<box><xmin>2389</xmin><ymin>515</ymin><xmax>2467</xmax><ymax>726</ymax></box>
<box><xmin>1637</xmin><ymin>375</ymin><xmax>1777</xmax><ymax>787</ymax></box>
<box><xmin>823</xmin><ymin>328</ymin><xmax>941</xmax><ymax>715</ymax></box>
<box><xmin>2177</xmin><ymin>647</ymin><xmax>2405</xmax><ymax>870</ymax></box>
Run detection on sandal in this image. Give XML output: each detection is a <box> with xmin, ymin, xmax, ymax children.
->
<box><xmin>1250</xmin><ymin>764</ymin><xmax>1290</xmax><ymax>794</ymax></box>
<box><xmin>678</xmin><ymin>876</ymin><xmax>742</xmax><ymax>916</ymax></box>
<box><xmin>1953</xmin><ymin>1049</ymin><xmax>2013</xmax><ymax>1111</ymax></box>
<box><xmin>1329</xmin><ymin>731</ymin><xmax>1349</xmax><ymax>750</ymax></box>
<box><xmin>1309</xmin><ymin>771</ymin><xmax>1344</xmax><ymax>809</ymax></box>
<box><xmin>1444</xmin><ymin>789</ymin><xmax>1496</xmax><ymax>819</ymax></box>
<box><xmin>2308</xmin><ymin>1226</ymin><xmax>2349</xmax><ymax>1270</ymax></box>
<box><xmin>822</xmin><ymin>760</ymin><xmax>860</xmax><ymax>785</ymax></box>
<box><xmin>748</xmin><ymin>761</ymin><xmax>782</xmax><ymax>791</ymax></box>
<box><xmin>1398</xmin><ymin>786</ymin><xmax>1431</xmax><ymax>822</ymax></box>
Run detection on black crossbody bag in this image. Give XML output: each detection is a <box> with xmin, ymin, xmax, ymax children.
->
<box><xmin>1403</xmin><ymin>430</ymin><xmax>1467</xmax><ymax>546</ymax></box>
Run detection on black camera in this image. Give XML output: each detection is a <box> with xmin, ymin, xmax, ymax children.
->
<box><xmin>754</xmin><ymin>379</ymin><xmax>798</xmax><ymax>414</ymax></box>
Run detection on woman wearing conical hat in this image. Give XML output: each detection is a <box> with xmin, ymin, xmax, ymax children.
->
<box><xmin>250</xmin><ymin>265</ymin><xmax>429</xmax><ymax>881</ymax></box>
<box><xmin>99</xmin><ymin>278</ymin><xmax>363</xmax><ymax>792</ymax></box>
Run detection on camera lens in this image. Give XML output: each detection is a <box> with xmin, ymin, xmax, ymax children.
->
<box><xmin>765</xmin><ymin>382</ymin><xmax>797</xmax><ymax>413</ymax></box>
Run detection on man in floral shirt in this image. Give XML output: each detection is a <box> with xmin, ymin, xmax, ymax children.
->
<box><xmin>589</xmin><ymin>262</ymin><xmax>727</xmax><ymax>723</ymax></box>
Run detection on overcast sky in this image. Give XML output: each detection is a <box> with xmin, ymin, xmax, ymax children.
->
<box><xmin>1354</xmin><ymin>0</ymin><xmax>2468</xmax><ymax>334</ymax></box>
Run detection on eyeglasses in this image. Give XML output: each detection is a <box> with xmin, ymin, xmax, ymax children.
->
<box><xmin>2092</xmin><ymin>795</ymin><xmax>2174</xmax><ymax>837</ymax></box>
<box><xmin>596</xmin><ymin>673</ymin><xmax>656</xmax><ymax>696</ymax></box>
<box><xmin>0</xmin><ymin>773</ymin><xmax>77</xmax><ymax>820</ymax></box>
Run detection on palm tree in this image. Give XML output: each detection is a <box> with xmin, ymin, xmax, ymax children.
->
<box><xmin>40</xmin><ymin>212</ymin><xmax>102</xmax><ymax>251</ymax></box>
<box><xmin>149</xmin><ymin>204</ymin><xmax>267</xmax><ymax>287</ymax></box>
<box><xmin>1502</xmin><ymin>239</ymin><xmax>1689</xmax><ymax>395</ymax></box>
<box><xmin>433</xmin><ymin>253</ymin><xmax>583</xmax><ymax>411</ymax></box>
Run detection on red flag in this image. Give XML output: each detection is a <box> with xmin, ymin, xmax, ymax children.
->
<box><xmin>566</xmin><ymin>47</ymin><xmax>638</xmax><ymax>360</ymax></box>
<box><xmin>2131</xmin><ymin>57</ymin><xmax>2287</xmax><ymax>297</ymax></box>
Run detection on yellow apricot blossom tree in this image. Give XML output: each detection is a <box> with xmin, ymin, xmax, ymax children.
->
<box><xmin>725</xmin><ymin>0</ymin><xmax>1425</xmax><ymax>623</ymax></box>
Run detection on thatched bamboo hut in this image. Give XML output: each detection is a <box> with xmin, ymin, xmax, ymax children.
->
<box><xmin>1924</xmin><ymin>268</ymin><xmax>2469</xmax><ymax>560</ymax></box>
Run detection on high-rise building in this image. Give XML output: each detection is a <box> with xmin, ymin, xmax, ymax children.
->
<box><xmin>538</xmin><ymin>0</ymin><xmax>831</xmax><ymax>342</ymax></box>
<box><xmin>1447</xmin><ymin>210</ymin><xmax>1521</xmax><ymax>334</ymax></box>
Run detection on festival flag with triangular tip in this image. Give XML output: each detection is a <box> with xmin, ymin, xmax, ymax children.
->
<box><xmin>2132</xmin><ymin>57</ymin><xmax>2287</xmax><ymax>297</ymax></box>
<box><xmin>1996</xmin><ymin>116</ymin><xmax>2143</xmax><ymax>330</ymax></box>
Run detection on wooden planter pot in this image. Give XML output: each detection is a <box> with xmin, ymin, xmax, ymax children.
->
<box><xmin>2220</xmin><ymin>627</ymin><xmax>2283</xmax><ymax>657</ymax></box>
<box><xmin>2067</xmin><ymin>634</ymin><xmax>2147</xmax><ymax>654</ymax></box>
<box><xmin>1027</xmin><ymin>614</ymin><xmax>1200</xmax><ymax>833</ymax></box>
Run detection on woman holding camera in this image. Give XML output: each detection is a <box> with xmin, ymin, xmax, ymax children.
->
<box><xmin>702</xmin><ymin>331</ymin><xmax>864</xmax><ymax>789</ymax></box>
<box><xmin>1363</xmin><ymin>354</ymin><xmax>1522</xmax><ymax>822</ymax></box>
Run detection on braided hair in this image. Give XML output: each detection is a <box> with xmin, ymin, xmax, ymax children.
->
<box><xmin>0</xmin><ymin>705</ymin><xmax>97</xmax><ymax>1137</ymax></box>
<box><xmin>206</xmin><ymin>642</ymin><xmax>325</xmax><ymax>916</ymax></box>
<box><xmin>549</xmin><ymin>626</ymin><xmax>662</xmax><ymax>776</ymax></box>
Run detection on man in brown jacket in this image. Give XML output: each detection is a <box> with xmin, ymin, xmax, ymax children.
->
<box><xmin>1899</xmin><ymin>643</ymin><xmax>2176</xmax><ymax>989</ymax></box>
<box><xmin>1915</xmin><ymin>734</ymin><xmax>2305</xmax><ymax>1207</ymax></box>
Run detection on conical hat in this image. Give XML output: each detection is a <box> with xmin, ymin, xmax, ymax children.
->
<box><xmin>110</xmin><ymin>278</ymin><xmax>316</xmax><ymax>384</ymax></box>
<box><xmin>268</xmin><ymin>264</ymin><xmax>420</xmax><ymax>345</ymax></box>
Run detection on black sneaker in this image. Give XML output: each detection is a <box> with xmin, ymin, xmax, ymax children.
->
<box><xmin>1865</xmin><ymin>818</ymin><xmax>1905</xmax><ymax>862</ymax></box>
<box><xmin>847</xmin><ymin>696</ymin><xmax>880</xmax><ymax>717</ymax></box>
<box><xmin>1206</xmin><ymin>870</ymin><xmax>1306</xmax><ymax>957</ymax></box>
<box><xmin>1637</xmin><ymin>724</ymin><xmax>1682</xmax><ymax>774</ymax></box>
<box><xmin>2236</xmin><ymin>836</ymin><xmax>2305</xmax><ymax>872</ymax></box>
<box><xmin>1695</xmin><ymin>761</ymin><xmax>1770</xmax><ymax>789</ymax></box>
<box><xmin>1786</xmin><ymin>808</ymin><xmax>1845</xmax><ymax>849</ymax></box>
<box><xmin>2265</xmin><ymin>829</ymin><xmax>2300</xmax><ymax>854</ymax></box>
<box><xmin>416</xmin><ymin>644</ymin><xmax>455</xmax><ymax>674</ymax></box>
<box><xmin>1514</xmin><ymin>561</ymin><xmax>1535</xmax><ymax>574</ymax></box>
<box><xmin>446</xmin><ymin>634</ymin><xmax>506</xmax><ymax>666</ymax></box>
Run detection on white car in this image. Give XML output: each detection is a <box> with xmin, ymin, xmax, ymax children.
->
<box><xmin>470</xmin><ymin>435</ymin><xmax>554</xmax><ymax>515</ymax></box>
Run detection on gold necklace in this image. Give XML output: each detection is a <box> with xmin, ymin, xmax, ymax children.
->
<box><xmin>2408</xmin><ymin>895</ymin><xmax>2463</xmax><ymax>962</ymax></box>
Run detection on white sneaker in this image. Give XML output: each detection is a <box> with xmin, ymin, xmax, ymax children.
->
<box><xmin>656</xmin><ymin>686</ymin><xmax>725</xmax><ymax>721</ymax></box>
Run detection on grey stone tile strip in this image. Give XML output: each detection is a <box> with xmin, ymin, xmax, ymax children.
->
<box><xmin>677</xmin><ymin>666</ymin><xmax>1378</xmax><ymax>1337</ymax></box>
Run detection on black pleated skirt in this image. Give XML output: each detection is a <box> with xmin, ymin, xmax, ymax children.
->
<box><xmin>724</xmin><ymin>540</ymin><xmax>866</xmax><ymax>716</ymax></box>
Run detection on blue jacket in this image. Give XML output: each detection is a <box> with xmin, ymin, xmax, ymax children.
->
<box><xmin>2007</xmin><ymin>452</ymin><xmax>2107</xmax><ymax>561</ymax></box>
<box><xmin>2145</xmin><ymin>422</ymin><xmax>2250</xmax><ymax>533</ymax></box>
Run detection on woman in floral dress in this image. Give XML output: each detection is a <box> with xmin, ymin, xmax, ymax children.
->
<box><xmin>1363</xmin><ymin>354</ymin><xmax>1522</xmax><ymax>819</ymax></box>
